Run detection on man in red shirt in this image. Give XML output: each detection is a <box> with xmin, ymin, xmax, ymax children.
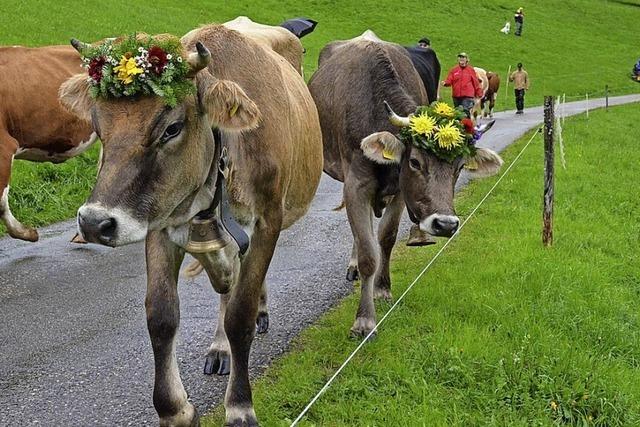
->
<box><xmin>441</xmin><ymin>52</ymin><xmax>483</xmax><ymax>117</ymax></box>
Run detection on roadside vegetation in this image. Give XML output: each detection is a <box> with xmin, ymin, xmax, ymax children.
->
<box><xmin>1</xmin><ymin>0</ymin><xmax>638</xmax><ymax>237</ymax></box>
<box><xmin>204</xmin><ymin>103</ymin><xmax>640</xmax><ymax>426</ymax></box>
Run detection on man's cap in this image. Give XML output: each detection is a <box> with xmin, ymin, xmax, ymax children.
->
<box><xmin>517</xmin><ymin>62</ymin><xmax>523</xmax><ymax>68</ymax></box>
<box><xmin>457</xmin><ymin>52</ymin><xmax>468</xmax><ymax>58</ymax></box>
<box><xmin>418</xmin><ymin>37</ymin><xmax>430</xmax><ymax>45</ymax></box>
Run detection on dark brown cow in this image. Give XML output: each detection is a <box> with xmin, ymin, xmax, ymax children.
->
<box><xmin>60</xmin><ymin>25</ymin><xmax>322</xmax><ymax>426</ymax></box>
<box><xmin>309</xmin><ymin>30</ymin><xmax>502</xmax><ymax>338</ymax></box>
<box><xmin>481</xmin><ymin>71</ymin><xmax>501</xmax><ymax>118</ymax></box>
<box><xmin>0</xmin><ymin>45</ymin><xmax>95</xmax><ymax>241</ymax></box>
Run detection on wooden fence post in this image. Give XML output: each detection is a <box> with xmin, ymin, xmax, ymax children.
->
<box><xmin>605</xmin><ymin>85</ymin><xmax>609</xmax><ymax>110</ymax></box>
<box><xmin>543</xmin><ymin>96</ymin><xmax>555</xmax><ymax>247</ymax></box>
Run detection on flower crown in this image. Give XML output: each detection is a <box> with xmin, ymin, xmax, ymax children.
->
<box><xmin>398</xmin><ymin>102</ymin><xmax>480</xmax><ymax>162</ymax></box>
<box><xmin>77</xmin><ymin>34</ymin><xmax>195</xmax><ymax>107</ymax></box>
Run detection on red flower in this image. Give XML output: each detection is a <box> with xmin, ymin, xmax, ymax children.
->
<box><xmin>148</xmin><ymin>46</ymin><xmax>168</xmax><ymax>75</ymax></box>
<box><xmin>88</xmin><ymin>56</ymin><xmax>106</xmax><ymax>83</ymax></box>
<box><xmin>461</xmin><ymin>118</ymin><xmax>475</xmax><ymax>134</ymax></box>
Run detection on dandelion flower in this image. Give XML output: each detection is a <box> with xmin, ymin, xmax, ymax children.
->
<box><xmin>409</xmin><ymin>113</ymin><xmax>436</xmax><ymax>136</ymax></box>
<box><xmin>114</xmin><ymin>55</ymin><xmax>144</xmax><ymax>84</ymax></box>
<box><xmin>434</xmin><ymin>121</ymin><xmax>463</xmax><ymax>149</ymax></box>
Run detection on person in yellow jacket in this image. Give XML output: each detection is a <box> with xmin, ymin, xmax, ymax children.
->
<box><xmin>509</xmin><ymin>62</ymin><xmax>529</xmax><ymax>114</ymax></box>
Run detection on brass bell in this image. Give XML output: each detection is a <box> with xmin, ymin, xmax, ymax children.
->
<box><xmin>406</xmin><ymin>224</ymin><xmax>437</xmax><ymax>247</ymax></box>
<box><xmin>185</xmin><ymin>215</ymin><xmax>232</xmax><ymax>253</ymax></box>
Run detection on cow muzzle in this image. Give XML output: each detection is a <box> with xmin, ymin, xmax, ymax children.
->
<box><xmin>77</xmin><ymin>203</ymin><xmax>148</xmax><ymax>247</ymax></box>
<box><xmin>420</xmin><ymin>214</ymin><xmax>460</xmax><ymax>238</ymax></box>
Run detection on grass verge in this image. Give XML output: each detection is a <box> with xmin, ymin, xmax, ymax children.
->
<box><xmin>204</xmin><ymin>103</ymin><xmax>640</xmax><ymax>426</ymax></box>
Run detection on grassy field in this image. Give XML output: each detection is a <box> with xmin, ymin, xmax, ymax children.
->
<box><xmin>202</xmin><ymin>102</ymin><xmax>640</xmax><ymax>426</ymax></box>
<box><xmin>1</xmin><ymin>0</ymin><xmax>639</xmax><ymax>237</ymax></box>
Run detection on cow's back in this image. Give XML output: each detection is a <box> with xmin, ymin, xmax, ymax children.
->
<box><xmin>404</xmin><ymin>46</ymin><xmax>441</xmax><ymax>104</ymax></box>
<box><xmin>181</xmin><ymin>25</ymin><xmax>322</xmax><ymax>229</ymax></box>
<box><xmin>0</xmin><ymin>46</ymin><xmax>91</xmax><ymax>149</ymax></box>
<box><xmin>309</xmin><ymin>36</ymin><xmax>426</xmax><ymax>181</ymax></box>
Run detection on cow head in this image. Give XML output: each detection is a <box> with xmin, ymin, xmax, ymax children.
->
<box><xmin>360</xmin><ymin>103</ymin><xmax>502</xmax><ymax>237</ymax></box>
<box><xmin>60</xmin><ymin>38</ymin><xmax>260</xmax><ymax>246</ymax></box>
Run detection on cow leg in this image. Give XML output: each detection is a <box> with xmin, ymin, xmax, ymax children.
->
<box><xmin>0</xmin><ymin>132</ymin><xmax>38</xmax><ymax>241</ymax></box>
<box><xmin>256</xmin><ymin>280</ymin><xmax>269</xmax><ymax>334</ymax></box>
<box><xmin>345</xmin><ymin>240</ymin><xmax>359</xmax><ymax>281</ymax></box>
<box><xmin>144</xmin><ymin>231</ymin><xmax>197</xmax><ymax>427</ymax></box>
<box><xmin>344</xmin><ymin>173</ymin><xmax>378</xmax><ymax>338</ymax></box>
<box><xmin>204</xmin><ymin>293</ymin><xmax>231</xmax><ymax>376</ymax></box>
<box><xmin>490</xmin><ymin>93</ymin><xmax>496</xmax><ymax>118</ymax></box>
<box><xmin>224</xmin><ymin>215</ymin><xmax>281</xmax><ymax>426</ymax></box>
<box><xmin>374</xmin><ymin>194</ymin><xmax>404</xmax><ymax>301</ymax></box>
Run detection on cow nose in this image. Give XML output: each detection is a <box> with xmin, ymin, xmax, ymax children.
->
<box><xmin>78</xmin><ymin>211</ymin><xmax>117</xmax><ymax>246</ymax></box>
<box><xmin>432</xmin><ymin>216</ymin><xmax>459</xmax><ymax>237</ymax></box>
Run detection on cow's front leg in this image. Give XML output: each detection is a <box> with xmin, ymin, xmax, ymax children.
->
<box><xmin>145</xmin><ymin>231</ymin><xmax>196</xmax><ymax>427</ymax></box>
<box><xmin>0</xmin><ymin>131</ymin><xmax>38</xmax><ymax>242</ymax></box>
<box><xmin>224</xmin><ymin>218</ymin><xmax>281</xmax><ymax>426</ymax></box>
<box><xmin>374</xmin><ymin>194</ymin><xmax>404</xmax><ymax>301</ymax></box>
<box><xmin>344</xmin><ymin>174</ymin><xmax>378</xmax><ymax>338</ymax></box>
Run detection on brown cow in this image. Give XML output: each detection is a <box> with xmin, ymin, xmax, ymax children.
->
<box><xmin>309</xmin><ymin>30</ymin><xmax>502</xmax><ymax>338</ymax></box>
<box><xmin>0</xmin><ymin>45</ymin><xmax>95</xmax><ymax>241</ymax></box>
<box><xmin>60</xmin><ymin>25</ymin><xmax>322</xmax><ymax>426</ymax></box>
<box><xmin>481</xmin><ymin>71</ymin><xmax>501</xmax><ymax>118</ymax></box>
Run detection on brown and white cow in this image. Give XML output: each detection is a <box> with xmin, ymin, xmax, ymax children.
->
<box><xmin>0</xmin><ymin>45</ymin><xmax>96</xmax><ymax>241</ymax></box>
<box><xmin>481</xmin><ymin>71</ymin><xmax>501</xmax><ymax>118</ymax></box>
<box><xmin>60</xmin><ymin>25</ymin><xmax>322</xmax><ymax>426</ymax></box>
<box><xmin>472</xmin><ymin>66</ymin><xmax>489</xmax><ymax>122</ymax></box>
<box><xmin>309</xmin><ymin>30</ymin><xmax>502</xmax><ymax>338</ymax></box>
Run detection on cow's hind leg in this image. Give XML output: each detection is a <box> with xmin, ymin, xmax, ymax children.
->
<box><xmin>374</xmin><ymin>194</ymin><xmax>404</xmax><ymax>301</ymax></box>
<box><xmin>256</xmin><ymin>280</ymin><xmax>269</xmax><ymax>334</ymax></box>
<box><xmin>145</xmin><ymin>231</ymin><xmax>197</xmax><ymax>427</ymax></box>
<box><xmin>346</xmin><ymin>240</ymin><xmax>359</xmax><ymax>281</ymax></box>
<box><xmin>0</xmin><ymin>132</ymin><xmax>38</xmax><ymax>241</ymax></box>
<box><xmin>204</xmin><ymin>293</ymin><xmax>231</xmax><ymax>376</ymax></box>
<box><xmin>224</xmin><ymin>215</ymin><xmax>282</xmax><ymax>426</ymax></box>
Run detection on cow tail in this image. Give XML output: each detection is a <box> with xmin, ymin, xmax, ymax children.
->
<box><xmin>182</xmin><ymin>259</ymin><xmax>204</xmax><ymax>278</ymax></box>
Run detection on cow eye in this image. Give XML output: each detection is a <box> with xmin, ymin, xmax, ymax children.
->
<box><xmin>162</xmin><ymin>122</ymin><xmax>184</xmax><ymax>142</ymax></box>
<box><xmin>409</xmin><ymin>158</ymin><xmax>421</xmax><ymax>171</ymax></box>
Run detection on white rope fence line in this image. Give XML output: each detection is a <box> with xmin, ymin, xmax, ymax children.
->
<box><xmin>290</xmin><ymin>127</ymin><xmax>544</xmax><ymax>427</ymax></box>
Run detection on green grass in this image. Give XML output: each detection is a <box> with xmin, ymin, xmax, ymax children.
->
<box><xmin>1</xmin><ymin>0</ymin><xmax>639</xmax><ymax>237</ymax></box>
<box><xmin>203</xmin><ymin>103</ymin><xmax>640</xmax><ymax>426</ymax></box>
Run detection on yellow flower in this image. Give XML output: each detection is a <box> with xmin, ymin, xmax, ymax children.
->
<box><xmin>432</xmin><ymin>102</ymin><xmax>456</xmax><ymax>118</ymax></box>
<box><xmin>409</xmin><ymin>113</ymin><xmax>437</xmax><ymax>136</ymax></box>
<box><xmin>114</xmin><ymin>55</ymin><xmax>144</xmax><ymax>84</ymax></box>
<box><xmin>550</xmin><ymin>401</ymin><xmax>558</xmax><ymax>411</ymax></box>
<box><xmin>434</xmin><ymin>121</ymin><xmax>463</xmax><ymax>150</ymax></box>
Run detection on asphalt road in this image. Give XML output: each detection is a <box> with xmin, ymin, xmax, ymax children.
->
<box><xmin>1</xmin><ymin>95</ymin><xmax>638</xmax><ymax>426</ymax></box>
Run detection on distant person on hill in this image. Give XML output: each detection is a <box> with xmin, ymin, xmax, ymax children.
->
<box><xmin>514</xmin><ymin>7</ymin><xmax>524</xmax><ymax>36</ymax></box>
<box><xmin>633</xmin><ymin>58</ymin><xmax>640</xmax><ymax>82</ymax></box>
<box><xmin>509</xmin><ymin>62</ymin><xmax>530</xmax><ymax>114</ymax></box>
<box><xmin>441</xmin><ymin>52</ymin><xmax>483</xmax><ymax>118</ymax></box>
<box><xmin>417</xmin><ymin>37</ymin><xmax>431</xmax><ymax>49</ymax></box>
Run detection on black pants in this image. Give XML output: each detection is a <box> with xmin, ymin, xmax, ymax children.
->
<box><xmin>515</xmin><ymin>21</ymin><xmax>523</xmax><ymax>36</ymax></box>
<box><xmin>515</xmin><ymin>89</ymin><xmax>525</xmax><ymax>112</ymax></box>
<box><xmin>453</xmin><ymin>97</ymin><xmax>475</xmax><ymax>118</ymax></box>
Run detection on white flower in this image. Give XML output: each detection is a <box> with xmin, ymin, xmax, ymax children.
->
<box><xmin>138</xmin><ymin>47</ymin><xmax>144</xmax><ymax>52</ymax></box>
<box><xmin>86</xmin><ymin>76</ymin><xmax>93</xmax><ymax>83</ymax></box>
<box><xmin>166</xmin><ymin>54</ymin><xmax>172</xmax><ymax>60</ymax></box>
<box><xmin>177</xmin><ymin>56</ymin><xmax>182</xmax><ymax>63</ymax></box>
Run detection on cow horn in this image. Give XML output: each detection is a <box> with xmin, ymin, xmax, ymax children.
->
<box><xmin>383</xmin><ymin>101</ymin><xmax>411</xmax><ymax>127</ymax></box>
<box><xmin>475</xmin><ymin>119</ymin><xmax>496</xmax><ymax>134</ymax></box>
<box><xmin>187</xmin><ymin>41</ymin><xmax>211</xmax><ymax>76</ymax></box>
<box><xmin>70</xmin><ymin>38</ymin><xmax>90</xmax><ymax>53</ymax></box>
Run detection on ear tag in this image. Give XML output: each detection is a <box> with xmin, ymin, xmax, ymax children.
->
<box><xmin>229</xmin><ymin>104</ymin><xmax>239</xmax><ymax>117</ymax></box>
<box><xmin>382</xmin><ymin>148</ymin><xmax>395</xmax><ymax>160</ymax></box>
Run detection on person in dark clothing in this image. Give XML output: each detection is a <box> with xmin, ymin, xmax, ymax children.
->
<box><xmin>633</xmin><ymin>58</ymin><xmax>640</xmax><ymax>82</ymax></box>
<box><xmin>514</xmin><ymin>8</ymin><xmax>524</xmax><ymax>36</ymax></box>
<box><xmin>417</xmin><ymin>37</ymin><xmax>431</xmax><ymax>48</ymax></box>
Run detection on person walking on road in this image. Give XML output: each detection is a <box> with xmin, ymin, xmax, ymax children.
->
<box><xmin>509</xmin><ymin>62</ymin><xmax>529</xmax><ymax>114</ymax></box>
<box><xmin>441</xmin><ymin>52</ymin><xmax>483</xmax><ymax>118</ymax></box>
<box><xmin>514</xmin><ymin>7</ymin><xmax>524</xmax><ymax>36</ymax></box>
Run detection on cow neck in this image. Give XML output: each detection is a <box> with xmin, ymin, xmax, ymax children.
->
<box><xmin>196</xmin><ymin>127</ymin><xmax>250</xmax><ymax>254</ymax></box>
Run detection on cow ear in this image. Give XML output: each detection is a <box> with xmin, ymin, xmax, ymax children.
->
<box><xmin>361</xmin><ymin>131</ymin><xmax>404</xmax><ymax>164</ymax></box>
<box><xmin>59</xmin><ymin>74</ymin><xmax>94</xmax><ymax>123</ymax></box>
<box><xmin>465</xmin><ymin>147</ymin><xmax>503</xmax><ymax>177</ymax></box>
<box><xmin>197</xmin><ymin>71</ymin><xmax>261</xmax><ymax>131</ymax></box>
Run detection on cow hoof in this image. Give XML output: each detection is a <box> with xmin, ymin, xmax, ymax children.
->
<box><xmin>225</xmin><ymin>406</ymin><xmax>258</xmax><ymax>427</ymax></box>
<box><xmin>10</xmin><ymin>228</ymin><xmax>39</xmax><ymax>242</ymax></box>
<box><xmin>350</xmin><ymin>317</ymin><xmax>377</xmax><ymax>340</ymax></box>
<box><xmin>346</xmin><ymin>266</ymin><xmax>359</xmax><ymax>282</ymax></box>
<box><xmin>203</xmin><ymin>350</ymin><xmax>230</xmax><ymax>376</ymax></box>
<box><xmin>159</xmin><ymin>403</ymin><xmax>199</xmax><ymax>427</ymax></box>
<box><xmin>374</xmin><ymin>287</ymin><xmax>393</xmax><ymax>301</ymax></box>
<box><xmin>256</xmin><ymin>312</ymin><xmax>269</xmax><ymax>334</ymax></box>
